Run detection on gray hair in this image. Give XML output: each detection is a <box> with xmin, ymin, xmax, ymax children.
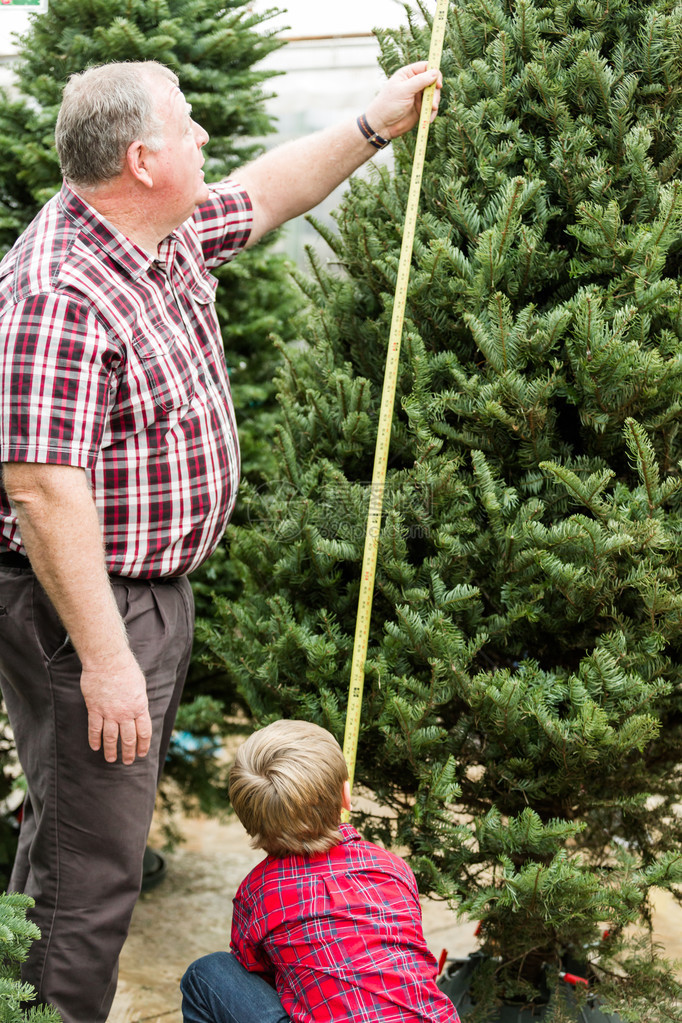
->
<box><xmin>55</xmin><ymin>61</ymin><xmax>179</xmax><ymax>187</ymax></box>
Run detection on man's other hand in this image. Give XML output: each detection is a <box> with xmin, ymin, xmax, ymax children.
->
<box><xmin>81</xmin><ymin>658</ymin><xmax>152</xmax><ymax>764</ymax></box>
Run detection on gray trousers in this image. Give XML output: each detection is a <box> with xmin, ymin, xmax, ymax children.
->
<box><xmin>0</xmin><ymin>563</ymin><xmax>195</xmax><ymax>1023</ymax></box>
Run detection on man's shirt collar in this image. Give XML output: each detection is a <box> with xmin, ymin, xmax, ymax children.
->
<box><xmin>58</xmin><ymin>181</ymin><xmax>181</xmax><ymax>281</ymax></box>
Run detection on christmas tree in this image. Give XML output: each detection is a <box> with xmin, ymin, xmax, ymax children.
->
<box><xmin>203</xmin><ymin>0</ymin><xmax>682</xmax><ymax>1017</ymax></box>
<box><xmin>0</xmin><ymin>0</ymin><xmax>305</xmax><ymax>815</ymax></box>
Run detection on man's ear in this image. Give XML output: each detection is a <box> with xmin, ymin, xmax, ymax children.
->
<box><xmin>342</xmin><ymin>780</ymin><xmax>352</xmax><ymax>813</ymax></box>
<box><xmin>125</xmin><ymin>140</ymin><xmax>154</xmax><ymax>188</ymax></box>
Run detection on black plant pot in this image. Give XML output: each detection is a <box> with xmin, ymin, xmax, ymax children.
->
<box><xmin>140</xmin><ymin>846</ymin><xmax>167</xmax><ymax>893</ymax></box>
<box><xmin>438</xmin><ymin>953</ymin><xmax>622</xmax><ymax>1023</ymax></box>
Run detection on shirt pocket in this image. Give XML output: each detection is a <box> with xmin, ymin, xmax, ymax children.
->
<box><xmin>131</xmin><ymin>317</ymin><xmax>198</xmax><ymax>413</ymax></box>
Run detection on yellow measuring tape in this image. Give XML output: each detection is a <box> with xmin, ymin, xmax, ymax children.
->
<box><xmin>342</xmin><ymin>0</ymin><xmax>449</xmax><ymax>799</ymax></box>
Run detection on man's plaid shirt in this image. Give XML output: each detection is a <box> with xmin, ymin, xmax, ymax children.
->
<box><xmin>0</xmin><ymin>180</ymin><xmax>252</xmax><ymax>577</ymax></box>
<box><xmin>231</xmin><ymin>823</ymin><xmax>459</xmax><ymax>1023</ymax></box>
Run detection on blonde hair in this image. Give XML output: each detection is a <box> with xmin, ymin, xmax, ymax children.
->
<box><xmin>55</xmin><ymin>61</ymin><xmax>178</xmax><ymax>186</ymax></box>
<box><xmin>229</xmin><ymin>720</ymin><xmax>348</xmax><ymax>857</ymax></box>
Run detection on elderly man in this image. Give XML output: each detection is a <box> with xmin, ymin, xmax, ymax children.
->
<box><xmin>0</xmin><ymin>59</ymin><xmax>441</xmax><ymax>1022</ymax></box>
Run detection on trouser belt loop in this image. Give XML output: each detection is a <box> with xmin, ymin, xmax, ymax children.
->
<box><xmin>0</xmin><ymin>550</ymin><xmax>32</xmax><ymax>569</ymax></box>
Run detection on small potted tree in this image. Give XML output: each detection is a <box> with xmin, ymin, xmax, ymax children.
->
<box><xmin>0</xmin><ymin>893</ymin><xmax>62</xmax><ymax>1021</ymax></box>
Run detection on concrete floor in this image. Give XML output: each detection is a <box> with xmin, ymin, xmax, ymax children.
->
<box><xmin>107</xmin><ymin>811</ymin><xmax>682</xmax><ymax>1023</ymax></box>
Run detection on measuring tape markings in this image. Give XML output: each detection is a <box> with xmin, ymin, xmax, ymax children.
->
<box><xmin>342</xmin><ymin>0</ymin><xmax>450</xmax><ymax>798</ymax></box>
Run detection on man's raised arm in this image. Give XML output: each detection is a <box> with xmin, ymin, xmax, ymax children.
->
<box><xmin>236</xmin><ymin>61</ymin><xmax>443</xmax><ymax>248</ymax></box>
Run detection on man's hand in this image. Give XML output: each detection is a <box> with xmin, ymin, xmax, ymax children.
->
<box><xmin>364</xmin><ymin>61</ymin><xmax>444</xmax><ymax>142</ymax></box>
<box><xmin>81</xmin><ymin>656</ymin><xmax>152</xmax><ymax>765</ymax></box>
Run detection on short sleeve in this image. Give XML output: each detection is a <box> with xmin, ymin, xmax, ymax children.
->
<box><xmin>0</xmin><ymin>292</ymin><xmax>114</xmax><ymax>468</ymax></box>
<box><xmin>192</xmin><ymin>179</ymin><xmax>253</xmax><ymax>269</ymax></box>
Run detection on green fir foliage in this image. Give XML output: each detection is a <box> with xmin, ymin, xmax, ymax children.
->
<box><xmin>0</xmin><ymin>894</ymin><xmax>61</xmax><ymax>1021</ymax></box>
<box><xmin>202</xmin><ymin>0</ymin><xmax>682</xmax><ymax>1015</ymax></box>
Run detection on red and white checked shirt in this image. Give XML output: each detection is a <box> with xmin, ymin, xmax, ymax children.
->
<box><xmin>231</xmin><ymin>823</ymin><xmax>459</xmax><ymax>1023</ymax></box>
<box><xmin>0</xmin><ymin>180</ymin><xmax>252</xmax><ymax>577</ymax></box>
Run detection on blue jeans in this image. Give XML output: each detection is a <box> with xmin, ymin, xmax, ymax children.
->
<box><xmin>181</xmin><ymin>952</ymin><xmax>291</xmax><ymax>1023</ymax></box>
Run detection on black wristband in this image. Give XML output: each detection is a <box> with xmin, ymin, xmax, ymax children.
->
<box><xmin>357</xmin><ymin>113</ymin><xmax>391</xmax><ymax>150</ymax></box>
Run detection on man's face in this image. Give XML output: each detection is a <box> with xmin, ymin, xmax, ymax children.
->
<box><xmin>145</xmin><ymin>75</ymin><xmax>210</xmax><ymax>225</ymax></box>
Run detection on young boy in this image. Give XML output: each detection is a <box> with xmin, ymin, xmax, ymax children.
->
<box><xmin>181</xmin><ymin>719</ymin><xmax>459</xmax><ymax>1023</ymax></box>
